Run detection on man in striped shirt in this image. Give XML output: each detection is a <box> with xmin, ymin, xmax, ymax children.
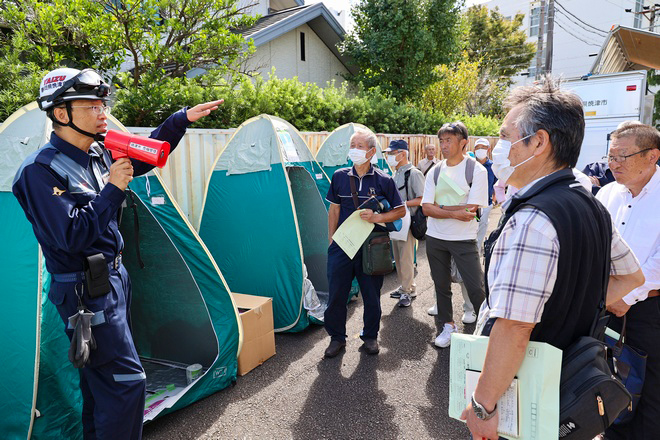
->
<box><xmin>461</xmin><ymin>78</ymin><xmax>645</xmax><ymax>440</ymax></box>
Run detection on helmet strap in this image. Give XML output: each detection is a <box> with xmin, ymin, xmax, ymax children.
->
<box><xmin>62</xmin><ymin>102</ymin><xmax>103</xmax><ymax>141</ymax></box>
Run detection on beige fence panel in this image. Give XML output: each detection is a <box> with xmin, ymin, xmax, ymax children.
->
<box><xmin>128</xmin><ymin>126</ymin><xmax>497</xmax><ymax>226</ymax></box>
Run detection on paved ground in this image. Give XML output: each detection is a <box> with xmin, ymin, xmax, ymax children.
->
<box><xmin>143</xmin><ymin>209</ymin><xmax>501</xmax><ymax>440</ymax></box>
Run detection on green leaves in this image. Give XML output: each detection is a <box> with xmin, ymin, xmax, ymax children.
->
<box><xmin>340</xmin><ymin>0</ymin><xmax>462</xmax><ymax>102</ymax></box>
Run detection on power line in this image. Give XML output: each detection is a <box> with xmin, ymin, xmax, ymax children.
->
<box><xmin>554</xmin><ymin>14</ymin><xmax>608</xmax><ymax>44</ymax></box>
<box><xmin>554</xmin><ymin>1</ymin><xmax>609</xmax><ymax>35</ymax></box>
<box><xmin>554</xmin><ymin>17</ymin><xmax>602</xmax><ymax>47</ymax></box>
<box><xmin>554</xmin><ymin>8</ymin><xmax>608</xmax><ymax>37</ymax></box>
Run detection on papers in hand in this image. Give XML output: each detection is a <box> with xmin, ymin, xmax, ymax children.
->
<box><xmin>465</xmin><ymin>370</ymin><xmax>519</xmax><ymax>437</ymax></box>
<box><xmin>332</xmin><ymin>209</ymin><xmax>374</xmax><ymax>259</ymax></box>
<box><xmin>448</xmin><ymin>334</ymin><xmax>562</xmax><ymax>440</ymax></box>
<box><xmin>389</xmin><ymin>207</ymin><xmax>410</xmax><ymax>241</ymax></box>
<box><xmin>435</xmin><ymin>172</ymin><xmax>466</xmax><ymax>206</ymax></box>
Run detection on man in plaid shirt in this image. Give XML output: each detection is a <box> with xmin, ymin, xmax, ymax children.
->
<box><xmin>461</xmin><ymin>78</ymin><xmax>645</xmax><ymax>440</ymax></box>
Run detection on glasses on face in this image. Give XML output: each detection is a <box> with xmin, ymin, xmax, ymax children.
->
<box><xmin>603</xmin><ymin>148</ymin><xmax>653</xmax><ymax>163</ymax></box>
<box><xmin>70</xmin><ymin>105</ymin><xmax>111</xmax><ymax>115</ymax></box>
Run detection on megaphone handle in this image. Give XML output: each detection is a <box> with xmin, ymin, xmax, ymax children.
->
<box><xmin>110</xmin><ymin>149</ymin><xmax>129</xmax><ymax>160</ymax></box>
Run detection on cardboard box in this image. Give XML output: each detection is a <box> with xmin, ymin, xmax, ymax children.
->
<box><xmin>233</xmin><ymin>293</ymin><xmax>276</xmax><ymax>376</ymax></box>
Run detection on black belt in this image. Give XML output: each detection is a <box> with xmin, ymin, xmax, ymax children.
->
<box><xmin>51</xmin><ymin>254</ymin><xmax>122</xmax><ymax>283</ymax></box>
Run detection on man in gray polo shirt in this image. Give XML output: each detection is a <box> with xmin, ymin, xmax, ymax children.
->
<box><xmin>386</xmin><ymin>140</ymin><xmax>425</xmax><ymax>307</ymax></box>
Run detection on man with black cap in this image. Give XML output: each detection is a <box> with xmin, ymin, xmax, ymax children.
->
<box><xmin>12</xmin><ymin>67</ymin><xmax>222</xmax><ymax>439</ymax></box>
<box><xmin>386</xmin><ymin>140</ymin><xmax>425</xmax><ymax>307</ymax></box>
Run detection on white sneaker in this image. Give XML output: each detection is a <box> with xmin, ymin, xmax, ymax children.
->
<box><xmin>427</xmin><ymin>304</ymin><xmax>438</xmax><ymax>316</ymax></box>
<box><xmin>434</xmin><ymin>323</ymin><xmax>458</xmax><ymax>348</ymax></box>
<box><xmin>462</xmin><ymin>311</ymin><xmax>477</xmax><ymax>324</ymax></box>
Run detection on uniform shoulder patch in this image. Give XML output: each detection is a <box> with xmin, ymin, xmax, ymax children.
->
<box><xmin>52</xmin><ymin>187</ymin><xmax>66</xmax><ymax>196</ymax></box>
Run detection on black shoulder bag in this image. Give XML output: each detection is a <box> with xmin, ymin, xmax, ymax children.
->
<box><xmin>349</xmin><ymin>176</ymin><xmax>393</xmax><ymax>276</ymax></box>
<box><xmin>558</xmin><ymin>232</ymin><xmax>631</xmax><ymax>439</ymax></box>
<box><xmin>400</xmin><ymin>169</ymin><xmax>427</xmax><ymax>240</ymax></box>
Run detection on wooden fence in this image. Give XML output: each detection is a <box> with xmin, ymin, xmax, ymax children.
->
<box><xmin>129</xmin><ymin>126</ymin><xmax>497</xmax><ymax>227</ymax></box>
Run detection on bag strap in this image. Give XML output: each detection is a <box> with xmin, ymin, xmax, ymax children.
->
<box><xmin>434</xmin><ymin>157</ymin><xmax>476</xmax><ymax>188</ymax></box>
<box><xmin>433</xmin><ymin>161</ymin><xmax>443</xmax><ymax>184</ymax></box>
<box><xmin>465</xmin><ymin>156</ymin><xmax>476</xmax><ymax>188</ymax></box>
<box><xmin>349</xmin><ymin>175</ymin><xmax>360</xmax><ymax>210</ymax></box>
<box><xmin>398</xmin><ymin>169</ymin><xmax>412</xmax><ymax>201</ymax></box>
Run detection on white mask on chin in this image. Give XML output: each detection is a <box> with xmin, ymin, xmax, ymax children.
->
<box><xmin>348</xmin><ymin>148</ymin><xmax>369</xmax><ymax>165</ymax></box>
<box><xmin>386</xmin><ymin>154</ymin><xmax>400</xmax><ymax>167</ymax></box>
<box><xmin>491</xmin><ymin>134</ymin><xmax>535</xmax><ymax>184</ymax></box>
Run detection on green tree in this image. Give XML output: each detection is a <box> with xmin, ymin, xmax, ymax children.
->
<box><xmin>340</xmin><ymin>0</ymin><xmax>463</xmax><ymax>101</ymax></box>
<box><xmin>420</xmin><ymin>53</ymin><xmax>481</xmax><ymax>116</ymax></box>
<box><xmin>463</xmin><ymin>5</ymin><xmax>536</xmax><ymax>115</ymax></box>
<box><xmin>99</xmin><ymin>0</ymin><xmax>258</xmax><ymax>87</ymax></box>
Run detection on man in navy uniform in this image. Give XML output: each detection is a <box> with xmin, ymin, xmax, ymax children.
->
<box><xmin>12</xmin><ymin>67</ymin><xmax>222</xmax><ymax>439</ymax></box>
<box><xmin>324</xmin><ymin>130</ymin><xmax>405</xmax><ymax>358</ymax></box>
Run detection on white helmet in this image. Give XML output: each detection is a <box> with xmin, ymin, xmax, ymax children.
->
<box><xmin>37</xmin><ymin>67</ymin><xmax>110</xmax><ymax>111</ymax></box>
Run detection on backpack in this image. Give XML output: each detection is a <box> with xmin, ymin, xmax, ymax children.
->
<box><xmin>399</xmin><ymin>168</ymin><xmax>427</xmax><ymax>240</ymax></box>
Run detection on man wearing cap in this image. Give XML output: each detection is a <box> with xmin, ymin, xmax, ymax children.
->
<box><xmin>422</xmin><ymin>121</ymin><xmax>488</xmax><ymax>348</ymax></box>
<box><xmin>417</xmin><ymin>144</ymin><xmax>439</xmax><ymax>176</ymax></box>
<box><xmin>12</xmin><ymin>67</ymin><xmax>222</xmax><ymax>439</ymax></box>
<box><xmin>596</xmin><ymin>124</ymin><xmax>660</xmax><ymax>440</ymax></box>
<box><xmin>324</xmin><ymin>130</ymin><xmax>405</xmax><ymax>358</ymax></box>
<box><xmin>473</xmin><ymin>138</ymin><xmax>497</xmax><ymax>254</ymax></box>
<box><xmin>386</xmin><ymin>140</ymin><xmax>425</xmax><ymax>307</ymax></box>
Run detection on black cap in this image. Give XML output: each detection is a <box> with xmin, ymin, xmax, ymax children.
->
<box><xmin>385</xmin><ymin>139</ymin><xmax>408</xmax><ymax>152</ymax></box>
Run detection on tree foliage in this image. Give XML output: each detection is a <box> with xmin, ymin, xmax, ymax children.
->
<box><xmin>0</xmin><ymin>0</ymin><xmax>258</xmax><ymax>88</ymax></box>
<box><xmin>340</xmin><ymin>0</ymin><xmax>463</xmax><ymax>101</ymax></box>
<box><xmin>420</xmin><ymin>53</ymin><xmax>481</xmax><ymax>116</ymax></box>
<box><xmin>111</xmin><ymin>71</ymin><xmax>501</xmax><ymax>136</ymax></box>
<box><xmin>463</xmin><ymin>5</ymin><xmax>536</xmax><ymax>115</ymax></box>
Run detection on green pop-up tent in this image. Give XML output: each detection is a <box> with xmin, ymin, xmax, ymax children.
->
<box><xmin>0</xmin><ymin>103</ymin><xmax>242</xmax><ymax>439</ymax></box>
<box><xmin>198</xmin><ymin>114</ymin><xmax>331</xmax><ymax>333</ymax></box>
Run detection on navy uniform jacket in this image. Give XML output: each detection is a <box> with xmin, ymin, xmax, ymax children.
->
<box><xmin>326</xmin><ymin>165</ymin><xmax>404</xmax><ymax>228</ymax></box>
<box><xmin>12</xmin><ymin>109</ymin><xmax>191</xmax><ymax>274</ymax></box>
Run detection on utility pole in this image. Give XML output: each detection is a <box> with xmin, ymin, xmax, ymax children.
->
<box><xmin>625</xmin><ymin>4</ymin><xmax>660</xmax><ymax>32</ymax></box>
<box><xmin>535</xmin><ymin>0</ymin><xmax>546</xmax><ymax>80</ymax></box>
<box><xmin>545</xmin><ymin>0</ymin><xmax>555</xmax><ymax>74</ymax></box>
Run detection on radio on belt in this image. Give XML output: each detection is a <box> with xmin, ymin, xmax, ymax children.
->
<box><xmin>102</xmin><ymin>129</ymin><xmax>171</xmax><ymax>168</ymax></box>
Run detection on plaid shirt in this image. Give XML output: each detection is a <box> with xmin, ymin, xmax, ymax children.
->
<box><xmin>476</xmin><ymin>191</ymin><xmax>640</xmax><ymax>332</ymax></box>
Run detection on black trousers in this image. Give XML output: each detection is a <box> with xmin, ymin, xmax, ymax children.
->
<box><xmin>605</xmin><ymin>296</ymin><xmax>660</xmax><ymax>440</ymax></box>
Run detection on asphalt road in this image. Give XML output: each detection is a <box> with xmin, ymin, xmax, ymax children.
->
<box><xmin>143</xmin><ymin>209</ymin><xmax>501</xmax><ymax>440</ymax></box>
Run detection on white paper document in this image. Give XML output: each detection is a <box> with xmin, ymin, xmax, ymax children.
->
<box><xmin>449</xmin><ymin>334</ymin><xmax>562</xmax><ymax>440</ymax></box>
<box><xmin>465</xmin><ymin>370</ymin><xmax>519</xmax><ymax>437</ymax></box>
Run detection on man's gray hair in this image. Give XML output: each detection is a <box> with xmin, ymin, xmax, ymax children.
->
<box><xmin>504</xmin><ymin>76</ymin><xmax>584</xmax><ymax>168</ymax></box>
<box><xmin>423</xmin><ymin>144</ymin><xmax>435</xmax><ymax>151</ymax></box>
<box><xmin>351</xmin><ymin>130</ymin><xmax>379</xmax><ymax>149</ymax></box>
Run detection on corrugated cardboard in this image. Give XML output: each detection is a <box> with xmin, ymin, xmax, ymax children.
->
<box><xmin>233</xmin><ymin>293</ymin><xmax>276</xmax><ymax>376</ymax></box>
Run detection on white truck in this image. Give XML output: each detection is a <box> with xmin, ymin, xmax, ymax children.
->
<box><xmin>564</xmin><ymin>70</ymin><xmax>654</xmax><ymax>170</ymax></box>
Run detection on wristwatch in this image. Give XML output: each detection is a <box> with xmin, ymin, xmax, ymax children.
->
<box><xmin>471</xmin><ymin>393</ymin><xmax>497</xmax><ymax>421</ymax></box>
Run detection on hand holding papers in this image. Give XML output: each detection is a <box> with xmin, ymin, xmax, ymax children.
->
<box><xmin>449</xmin><ymin>334</ymin><xmax>562</xmax><ymax>439</ymax></box>
<box><xmin>332</xmin><ymin>209</ymin><xmax>374</xmax><ymax>259</ymax></box>
<box><xmin>435</xmin><ymin>171</ymin><xmax>466</xmax><ymax>206</ymax></box>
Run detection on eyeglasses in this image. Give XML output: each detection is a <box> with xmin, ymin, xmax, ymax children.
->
<box><xmin>70</xmin><ymin>105</ymin><xmax>111</xmax><ymax>115</ymax></box>
<box><xmin>603</xmin><ymin>148</ymin><xmax>654</xmax><ymax>163</ymax></box>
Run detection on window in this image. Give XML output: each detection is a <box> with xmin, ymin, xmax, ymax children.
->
<box><xmin>634</xmin><ymin>0</ymin><xmax>643</xmax><ymax>29</ymax></box>
<box><xmin>530</xmin><ymin>6</ymin><xmax>540</xmax><ymax>37</ymax></box>
<box><xmin>300</xmin><ymin>32</ymin><xmax>306</xmax><ymax>62</ymax></box>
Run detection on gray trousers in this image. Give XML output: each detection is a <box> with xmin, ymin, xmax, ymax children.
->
<box><xmin>426</xmin><ymin>236</ymin><xmax>485</xmax><ymax>324</ymax></box>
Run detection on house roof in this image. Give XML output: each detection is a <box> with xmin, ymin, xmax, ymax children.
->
<box><xmin>242</xmin><ymin>2</ymin><xmax>357</xmax><ymax>75</ymax></box>
<box><xmin>590</xmin><ymin>25</ymin><xmax>660</xmax><ymax>74</ymax></box>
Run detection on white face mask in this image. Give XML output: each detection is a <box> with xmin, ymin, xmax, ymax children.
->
<box><xmin>386</xmin><ymin>154</ymin><xmax>400</xmax><ymax>167</ymax></box>
<box><xmin>474</xmin><ymin>149</ymin><xmax>488</xmax><ymax>160</ymax></box>
<box><xmin>348</xmin><ymin>148</ymin><xmax>369</xmax><ymax>165</ymax></box>
<box><xmin>491</xmin><ymin>134</ymin><xmax>535</xmax><ymax>184</ymax></box>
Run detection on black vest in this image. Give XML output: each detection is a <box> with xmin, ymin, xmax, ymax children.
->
<box><xmin>483</xmin><ymin>169</ymin><xmax>612</xmax><ymax>350</ymax></box>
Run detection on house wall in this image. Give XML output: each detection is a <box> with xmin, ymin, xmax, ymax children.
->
<box><xmin>246</xmin><ymin>23</ymin><xmax>349</xmax><ymax>86</ymax></box>
<box><xmin>237</xmin><ymin>0</ymin><xmax>269</xmax><ymax>17</ymax></box>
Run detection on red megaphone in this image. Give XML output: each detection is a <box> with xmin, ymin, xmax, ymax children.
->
<box><xmin>103</xmin><ymin>130</ymin><xmax>171</xmax><ymax>168</ymax></box>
